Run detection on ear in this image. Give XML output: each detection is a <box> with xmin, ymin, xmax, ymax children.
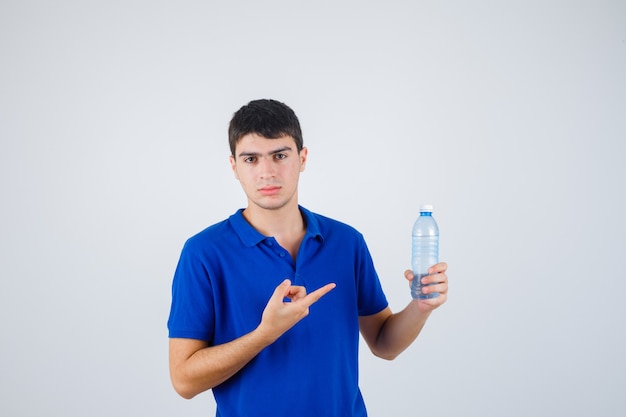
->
<box><xmin>229</xmin><ymin>155</ymin><xmax>239</xmax><ymax>180</ymax></box>
<box><xmin>299</xmin><ymin>147</ymin><xmax>308</xmax><ymax>172</ymax></box>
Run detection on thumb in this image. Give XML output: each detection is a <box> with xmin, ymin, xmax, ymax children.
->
<box><xmin>273</xmin><ymin>279</ymin><xmax>292</xmax><ymax>299</ymax></box>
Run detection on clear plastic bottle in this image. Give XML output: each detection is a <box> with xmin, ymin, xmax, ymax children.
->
<box><xmin>411</xmin><ymin>205</ymin><xmax>439</xmax><ymax>299</ymax></box>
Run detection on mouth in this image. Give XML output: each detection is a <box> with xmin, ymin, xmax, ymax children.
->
<box><xmin>259</xmin><ymin>186</ymin><xmax>281</xmax><ymax>196</ymax></box>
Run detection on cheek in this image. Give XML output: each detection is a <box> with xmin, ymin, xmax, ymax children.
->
<box><xmin>237</xmin><ymin>170</ymin><xmax>258</xmax><ymax>187</ymax></box>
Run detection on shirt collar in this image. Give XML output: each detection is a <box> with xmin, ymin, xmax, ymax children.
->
<box><xmin>229</xmin><ymin>206</ymin><xmax>324</xmax><ymax>247</ymax></box>
<box><xmin>299</xmin><ymin>206</ymin><xmax>324</xmax><ymax>243</ymax></box>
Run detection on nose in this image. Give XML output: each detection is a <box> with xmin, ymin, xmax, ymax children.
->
<box><xmin>258</xmin><ymin>155</ymin><xmax>276</xmax><ymax>178</ymax></box>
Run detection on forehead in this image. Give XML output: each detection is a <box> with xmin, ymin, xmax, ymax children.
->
<box><xmin>235</xmin><ymin>133</ymin><xmax>297</xmax><ymax>154</ymax></box>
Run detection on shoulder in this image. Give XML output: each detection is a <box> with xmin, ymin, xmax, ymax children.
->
<box><xmin>179</xmin><ymin>208</ymin><xmax>261</xmax><ymax>258</ymax></box>
<box><xmin>301</xmin><ymin>206</ymin><xmax>365</xmax><ymax>242</ymax></box>
<box><xmin>316</xmin><ymin>213</ymin><xmax>360</xmax><ymax>234</ymax></box>
<box><xmin>180</xmin><ymin>217</ymin><xmax>233</xmax><ymax>255</ymax></box>
<box><xmin>187</xmin><ymin>217</ymin><xmax>230</xmax><ymax>242</ymax></box>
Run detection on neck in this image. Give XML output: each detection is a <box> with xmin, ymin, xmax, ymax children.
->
<box><xmin>242</xmin><ymin>202</ymin><xmax>304</xmax><ymax>238</ymax></box>
<box><xmin>243</xmin><ymin>201</ymin><xmax>306</xmax><ymax>260</ymax></box>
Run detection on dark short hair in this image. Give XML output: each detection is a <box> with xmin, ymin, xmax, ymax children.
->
<box><xmin>228</xmin><ymin>99</ymin><xmax>303</xmax><ymax>156</ymax></box>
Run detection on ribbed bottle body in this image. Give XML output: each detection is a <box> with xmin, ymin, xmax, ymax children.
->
<box><xmin>411</xmin><ymin>208</ymin><xmax>439</xmax><ymax>300</ymax></box>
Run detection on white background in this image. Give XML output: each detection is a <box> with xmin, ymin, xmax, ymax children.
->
<box><xmin>1</xmin><ymin>1</ymin><xmax>625</xmax><ymax>416</ymax></box>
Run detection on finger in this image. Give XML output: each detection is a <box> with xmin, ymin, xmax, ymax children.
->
<box><xmin>404</xmin><ymin>270</ymin><xmax>414</xmax><ymax>281</ymax></box>
<box><xmin>428</xmin><ymin>262</ymin><xmax>448</xmax><ymax>275</ymax></box>
<box><xmin>285</xmin><ymin>285</ymin><xmax>307</xmax><ymax>300</ymax></box>
<box><xmin>420</xmin><ymin>292</ymin><xmax>448</xmax><ymax>307</ymax></box>
<box><xmin>422</xmin><ymin>280</ymin><xmax>448</xmax><ymax>295</ymax></box>
<box><xmin>302</xmin><ymin>283</ymin><xmax>336</xmax><ymax>306</ymax></box>
<box><xmin>421</xmin><ymin>272</ymin><xmax>447</xmax><ymax>285</ymax></box>
<box><xmin>273</xmin><ymin>279</ymin><xmax>292</xmax><ymax>299</ymax></box>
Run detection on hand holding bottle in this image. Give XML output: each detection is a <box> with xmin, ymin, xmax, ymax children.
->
<box><xmin>404</xmin><ymin>263</ymin><xmax>448</xmax><ymax>311</ymax></box>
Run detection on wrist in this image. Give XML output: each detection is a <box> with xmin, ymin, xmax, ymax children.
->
<box><xmin>253</xmin><ymin>322</ymin><xmax>280</xmax><ymax>347</ymax></box>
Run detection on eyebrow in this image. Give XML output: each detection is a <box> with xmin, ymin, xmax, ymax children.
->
<box><xmin>237</xmin><ymin>146</ymin><xmax>293</xmax><ymax>158</ymax></box>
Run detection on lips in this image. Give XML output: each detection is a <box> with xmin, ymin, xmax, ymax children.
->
<box><xmin>259</xmin><ymin>186</ymin><xmax>281</xmax><ymax>196</ymax></box>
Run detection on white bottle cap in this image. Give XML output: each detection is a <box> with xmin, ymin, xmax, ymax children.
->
<box><xmin>420</xmin><ymin>204</ymin><xmax>434</xmax><ymax>212</ymax></box>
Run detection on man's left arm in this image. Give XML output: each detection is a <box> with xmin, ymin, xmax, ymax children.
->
<box><xmin>358</xmin><ymin>262</ymin><xmax>448</xmax><ymax>360</ymax></box>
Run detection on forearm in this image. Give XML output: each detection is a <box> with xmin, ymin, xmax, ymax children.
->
<box><xmin>170</xmin><ymin>327</ymin><xmax>275</xmax><ymax>399</ymax></box>
<box><xmin>170</xmin><ymin>280</ymin><xmax>336</xmax><ymax>399</ymax></box>
<box><xmin>364</xmin><ymin>264</ymin><xmax>448</xmax><ymax>360</ymax></box>
<box><xmin>373</xmin><ymin>301</ymin><xmax>431</xmax><ymax>360</ymax></box>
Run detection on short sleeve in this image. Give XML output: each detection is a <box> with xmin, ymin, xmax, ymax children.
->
<box><xmin>355</xmin><ymin>235</ymin><xmax>388</xmax><ymax>316</ymax></box>
<box><xmin>167</xmin><ymin>240</ymin><xmax>216</xmax><ymax>342</ymax></box>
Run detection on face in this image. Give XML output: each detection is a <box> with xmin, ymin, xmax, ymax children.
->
<box><xmin>230</xmin><ymin>133</ymin><xmax>308</xmax><ymax>212</ymax></box>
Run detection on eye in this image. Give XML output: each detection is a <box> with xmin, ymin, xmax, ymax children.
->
<box><xmin>274</xmin><ymin>153</ymin><xmax>287</xmax><ymax>160</ymax></box>
<box><xmin>244</xmin><ymin>156</ymin><xmax>257</xmax><ymax>163</ymax></box>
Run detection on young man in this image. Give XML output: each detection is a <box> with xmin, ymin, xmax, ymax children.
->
<box><xmin>167</xmin><ymin>99</ymin><xmax>448</xmax><ymax>416</ymax></box>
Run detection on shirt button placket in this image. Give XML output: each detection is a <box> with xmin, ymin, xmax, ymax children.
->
<box><xmin>266</xmin><ymin>238</ymin><xmax>287</xmax><ymax>259</ymax></box>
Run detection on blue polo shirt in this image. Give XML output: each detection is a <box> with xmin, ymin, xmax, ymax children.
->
<box><xmin>168</xmin><ymin>206</ymin><xmax>388</xmax><ymax>417</ymax></box>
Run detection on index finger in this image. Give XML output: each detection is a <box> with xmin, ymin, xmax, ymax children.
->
<box><xmin>302</xmin><ymin>283</ymin><xmax>336</xmax><ymax>306</ymax></box>
<box><xmin>429</xmin><ymin>262</ymin><xmax>448</xmax><ymax>275</ymax></box>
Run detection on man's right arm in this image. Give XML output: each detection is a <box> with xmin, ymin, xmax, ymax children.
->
<box><xmin>169</xmin><ymin>328</ymin><xmax>274</xmax><ymax>399</ymax></box>
<box><xmin>169</xmin><ymin>279</ymin><xmax>336</xmax><ymax>399</ymax></box>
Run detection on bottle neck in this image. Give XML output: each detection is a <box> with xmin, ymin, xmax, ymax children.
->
<box><xmin>420</xmin><ymin>212</ymin><xmax>432</xmax><ymax>216</ymax></box>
